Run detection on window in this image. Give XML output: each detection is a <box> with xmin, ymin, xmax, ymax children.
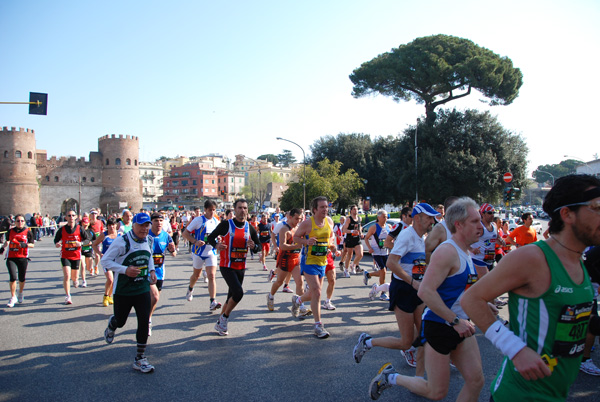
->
<box><xmin>45</xmin><ymin>176</ymin><xmax>49</xmax><ymax>182</ymax></box>
<box><xmin>115</xmin><ymin>158</ymin><xmax>121</xmax><ymax>165</ymax></box>
<box><xmin>106</xmin><ymin>159</ymin><xmax>109</xmax><ymax>165</ymax></box>
<box><xmin>3</xmin><ymin>151</ymin><xmax>7</xmax><ymax>158</ymax></box>
<box><xmin>212</xmin><ymin>188</ymin><xmax>215</xmax><ymax>193</ymax></box>
<box><xmin>90</xmin><ymin>177</ymin><xmax>95</xmax><ymax>183</ymax></box>
<box><xmin>212</xmin><ymin>180</ymin><xmax>215</xmax><ymax>184</ymax></box>
<box><xmin>172</xmin><ymin>181</ymin><xmax>179</xmax><ymax>186</ymax></box>
<box><xmin>82</xmin><ymin>177</ymin><xmax>87</xmax><ymax>182</ymax></box>
<box><xmin>181</xmin><ymin>180</ymin><xmax>188</xmax><ymax>186</ymax></box>
<box><xmin>28</xmin><ymin>151</ymin><xmax>33</xmax><ymax>159</ymax></box>
<box><xmin>126</xmin><ymin>158</ymin><xmax>131</xmax><ymax>165</ymax></box>
<box><xmin>15</xmin><ymin>151</ymin><xmax>21</xmax><ymax>158</ymax></box>
<box><xmin>54</xmin><ymin>176</ymin><xmax>58</xmax><ymax>182</ymax></box>
<box><xmin>192</xmin><ymin>180</ymin><xmax>197</xmax><ymax>185</ymax></box>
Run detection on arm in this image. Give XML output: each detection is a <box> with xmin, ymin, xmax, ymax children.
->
<box><xmin>26</xmin><ymin>230</ymin><xmax>35</xmax><ymax>248</ymax></box>
<box><xmin>293</xmin><ymin>219</ymin><xmax>314</xmax><ymax>246</ymax></box>
<box><xmin>341</xmin><ymin>217</ymin><xmax>352</xmax><ymax>235</ymax></box>
<box><xmin>279</xmin><ymin>227</ymin><xmax>301</xmax><ymax>251</ymax></box>
<box><xmin>384</xmin><ymin>224</ymin><xmax>401</xmax><ymax>249</ymax></box>
<box><xmin>506</xmin><ymin>229</ymin><xmax>519</xmax><ymax>247</ymax></box>
<box><xmin>364</xmin><ymin>225</ymin><xmax>376</xmax><ymax>254</ymax></box>
<box><xmin>424</xmin><ymin>223</ymin><xmax>445</xmax><ymax>263</ymax></box>
<box><xmin>206</xmin><ymin>220</ymin><xmax>230</xmax><ymax>248</ymax></box>
<box><xmin>248</xmin><ymin>224</ymin><xmax>260</xmax><ymax>253</ymax></box>
<box><xmin>182</xmin><ymin>227</ymin><xmax>197</xmax><ymax>245</ymax></box>
<box><xmin>386</xmin><ymin>253</ymin><xmax>414</xmax><ymax>284</ymax></box>
<box><xmin>100</xmin><ymin>237</ymin><xmax>129</xmax><ymax>275</ymax></box>
<box><xmin>92</xmin><ymin>232</ymin><xmax>105</xmax><ymax>256</ymax></box>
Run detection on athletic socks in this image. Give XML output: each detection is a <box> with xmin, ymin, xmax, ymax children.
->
<box><xmin>136</xmin><ymin>343</ymin><xmax>147</xmax><ymax>359</ymax></box>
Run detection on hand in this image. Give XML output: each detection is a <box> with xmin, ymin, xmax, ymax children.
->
<box><xmin>55</xmin><ymin>242</ymin><xmax>61</xmax><ymax>248</ymax></box>
<box><xmin>125</xmin><ymin>266</ymin><xmax>141</xmax><ymax>278</ymax></box>
<box><xmin>453</xmin><ymin>319</ymin><xmax>476</xmax><ymax>338</ymax></box>
<box><xmin>74</xmin><ymin>241</ymin><xmax>82</xmax><ymax>248</ymax></box>
<box><xmin>167</xmin><ymin>243</ymin><xmax>175</xmax><ymax>253</ymax></box>
<box><xmin>19</xmin><ymin>242</ymin><xmax>28</xmax><ymax>248</ymax></box>
<box><xmin>149</xmin><ymin>271</ymin><xmax>157</xmax><ymax>285</ymax></box>
<box><xmin>334</xmin><ymin>250</ymin><xmax>341</xmax><ymax>257</ymax></box>
<box><xmin>195</xmin><ymin>240</ymin><xmax>205</xmax><ymax>247</ymax></box>
<box><xmin>306</xmin><ymin>237</ymin><xmax>317</xmax><ymax>246</ymax></box>
<box><xmin>512</xmin><ymin>347</ymin><xmax>552</xmax><ymax>380</ymax></box>
<box><xmin>216</xmin><ymin>243</ymin><xmax>227</xmax><ymax>251</ymax></box>
<box><xmin>367</xmin><ymin>247</ymin><xmax>374</xmax><ymax>254</ymax></box>
<box><xmin>411</xmin><ymin>279</ymin><xmax>420</xmax><ymax>290</ymax></box>
<box><xmin>247</xmin><ymin>239</ymin><xmax>255</xmax><ymax>249</ymax></box>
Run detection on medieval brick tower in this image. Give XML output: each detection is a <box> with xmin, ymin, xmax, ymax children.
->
<box><xmin>98</xmin><ymin>134</ymin><xmax>142</xmax><ymax>214</ymax></box>
<box><xmin>0</xmin><ymin>127</ymin><xmax>40</xmax><ymax>215</ymax></box>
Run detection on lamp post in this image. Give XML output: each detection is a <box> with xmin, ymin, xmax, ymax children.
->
<box><xmin>564</xmin><ymin>155</ymin><xmax>594</xmax><ymax>174</ymax></box>
<box><xmin>276</xmin><ymin>137</ymin><xmax>306</xmax><ymax>210</ymax></box>
<box><xmin>414</xmin><ymin>118</ymin><xmax>420</xmax><ymax>205</ymax></box>
<box><xmin>534</xmin><ymin>169</ymin><xmax>555</xmax><ymax>186</ymax></box>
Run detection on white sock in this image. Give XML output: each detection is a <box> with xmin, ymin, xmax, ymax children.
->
<box><xmin>375</xmin><ymin>283</ymin><xmax>390</xmax><ymax>293</ymax></box>
<box><xmin>388</xmin><ymin>373</ymin><xmax>398</xmax><ymax>385</ymax></box>
<box><xmin>365</xmin><ymin>339</ymin><xmax>373</xmax><ymax>349</ymax></box>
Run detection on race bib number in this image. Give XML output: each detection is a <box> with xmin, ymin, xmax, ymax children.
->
<box><xmin>412</xmin><ymin>259</ymin><xmax>427</xmax><ymax>280</ymax></box>
<box><xmin>260</xmin><ymin>231</ymin><xmax>269</xmax><ymax>237</ymax></box>
<box><xmin>552</xmin><ymin>302</ymin><xmax>593</xmax><ymax>358</ymax></box>
<box><xmin>465</xmin><ymin>273</ymin><xmax>478</xmax><ymax>290</ymax></box>
<box><xmin>378</xmin><ymin>239</ymin><xmax>384</xmax><ymax>248</ymax></box>
<box><xmin>136</xmin><ymin>265</ymin><xmax>149</xmax><ymax>279</ymax></box>
<box><xmin>231</xmin><ymin>247</ymin><xmax>247</xmax><ymax>262</ymax></box>
<box><xmin>484</xmin><ymin>249</ymin><xmax>495</xmax><ymax>261</ymax></box>
<box><xmin>82</xmin><ymin>244</ymin><xmax>92</xmax><ymax>252</ymax></box>
<box><xmin>153</xmin><ymin>254</ymin><xmax>165</xmax><ymax>266</ymax></box>
<box><xmin>311</xmin><ymin>241</ymin><xmax>328</xmax><ymax>257</ymax></box>
<box><xmin>9</xmin><ymin>241</ymin><xmax>20</xmax><ymax>252</ymax></box>
<box><xmin>65</xmin><ymin>241</ymin><xmax>79</xmax><ymax>251</ymax></box>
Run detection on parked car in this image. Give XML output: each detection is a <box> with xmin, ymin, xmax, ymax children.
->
<box><xmin>360</xmin><ymin>218</ymin><xmax>401</xmax><ymax>254</ymax></box>
<box><xmin>531</xmin><ymin>220</ymin><xmax>543</xmax><ymax>235</ymax></box>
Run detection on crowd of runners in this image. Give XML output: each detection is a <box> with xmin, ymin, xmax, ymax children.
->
<box><xmin>1</xmin><ymin>174</ymin><xmax>599</xmax><ymax>401</ymax></box>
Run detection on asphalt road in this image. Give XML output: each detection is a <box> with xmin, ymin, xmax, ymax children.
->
<box><xmin>0</xmin><ymin>234</ymin><xmax>597</xmax><ymax>402</ymax></box>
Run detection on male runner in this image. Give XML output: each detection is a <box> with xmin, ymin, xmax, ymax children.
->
<box><xmin>469</xmin><ymin>203</ymin><xmax>503</xmax><ymax>277</ymax></box>
<box><xmin>183</xmin><ymin>200</ymin><xmax>222</xmax><ymax>311</ymax></box>
<box><xmin>102</xmin><ymin>213</ymin><xmax>157</xmax><ymax>373</ymax></box>
<box><xmin>424</xmin><ymin>197</ymin><xmax>459</xmax><ymax>262</ymax></box>
<box><xmin>257</xmin><ymin>214</ymin><xmax>271</xmax><ymax>271</ymax></box>
<box><xmin>383</xmin><ymin>207</ymin><xmax>413</xmax><ymax>250</ymax></box>
<box><xmin>363</xmin><ymin>210</ymin><xmax>391</xmax><ymax>301</ymax></box>
<box><xmin>118</xmin><ymin>209</ymin><xmax>133</xmax><ymax>234</ymax></box>
<box><xmin>368</xmin><ymin>197</ymin><xmax>485</xmax><ymax>401</ymax></box>
<box><xmin>506</xmin><ymin>212</ymin><xmax>538</xmax><ymax>248</ymax></box>
<box><xmin>89</xmin><ymin>209</ymin><xmax>104</xmax><ymax>275</ymax></box>
<box><xmin>462</xmin><ymin>174</ymin><xmax>599</xmax><ymax>401</ymax></box>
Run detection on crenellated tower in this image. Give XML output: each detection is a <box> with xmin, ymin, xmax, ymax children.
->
<box><xmin>0</xmin><ymin>127</ymin><xmax>40</xmax><ymax>215</ymax></box>
<box><xmin>98</xmin><ymin>134</ymin><xmax>142</xmax><ymax>214</ymax></box>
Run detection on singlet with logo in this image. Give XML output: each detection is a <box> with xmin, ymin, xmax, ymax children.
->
<box><xmin>149</xmin><ymin>229</ymin><xmax>173</xmax><ymax>280</ymax></box>
<box><xmin>109</xmin><ymin>231</ymin><xmax>154</xmax><ymax>296</ymax></box>
<box><xmin>7</xmin><ymin>227</ymin><xmax>32</xmax><ymax>259</ymax></box>
<box><xmin>220</xmin><ymin>219</ymin><xmax>250</xmax><ymax>270</ymax></box>
<box><xmin>258</xmin><ymin>222</ymin><xmax>271</xmax><ymax>244</ymax></box>
<box><xmin>368</xmin><ymin>222</ymin><xmax>390</xmax><ymax>256</ymax></box>
<box><xmin>101</xmin><ymin>231</ymin><xmax>119</xmax><ymax>254</ymax></box>
<box><xmin>491</xmin><ymin>241</ymin><xmax>594</xmax><ymax>402</ymax></box>
<box><xmin>470</xmin><ymin>221</ymin><xmax>497</xmax><ymax>266</ymax></box>
<box><xmin>277</xmin><ymin>223</ymin><xmax>301</xmax><ymax>270</ymax></box>
<box><xmin>344</xmin><ymin>216</ymin><xmax>361</xmax><ymax>246</ymax></box>
<box><xmin>188</xmin><ymin>215</ymin><xmax>219</xmax><ymax>257</ymax></box>
<box><xmin>302</xmin><ymin>216</ymin><xmax>331</xmax><ymax>266</ymax></box>
<box><xmin>423</xmin><ymin>239</ymin><xmax>478</xmax><ymax>323</ymax></box>
<box><xmin>59</xmin><ymin>225</ymin><xmax>83</xmax><ymax>260</ymax></box>
<box><xmin>390</xmin><ymin>225</ymin><xmax>426</xmax><ymax>281</ymax></box>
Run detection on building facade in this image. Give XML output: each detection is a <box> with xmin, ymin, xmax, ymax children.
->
<box><xmin>140</xmin><ymin>161</ymin><xmax>164</xmax><ymax>204</ymax></box>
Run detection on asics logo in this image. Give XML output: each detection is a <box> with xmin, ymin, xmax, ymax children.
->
<box><xmin>554</xmin><ymin>285</ymin><xmax>573</xmax><ymax>294</ymax></box>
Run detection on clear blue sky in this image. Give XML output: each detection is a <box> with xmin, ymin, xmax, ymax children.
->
<box><xmin>1</xmin><ymin>0</ymin><xmax>598</xmax><ymax>176</ymax></box>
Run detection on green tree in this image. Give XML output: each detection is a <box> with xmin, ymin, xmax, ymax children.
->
<box><xmin>350</xmin><ymin>34</ymin><xmax>523</xmax><ymax>123</ymax></box>
<box><xmin>280</xmin><ymin>159</ymin><xmax>364</xmax><ymax>211</ymax></box>
<box><xmin>277</xmin><ymin>149</ymin><xmax>297</xmax><ymax>167</ymax></box>
<box><xmin>258</xmin><ymin>154</ymin><xmax>279</xmax><ymax>165</ymax></box>
<box><xmin>532</xmin><ymin>160</ymin><xmax>579</xmax><ymax>185</ymax></box>
<box><xmin>392</xmin><ymin>108</ymin><xmax>528</xmax><ymax>204</ymax></box>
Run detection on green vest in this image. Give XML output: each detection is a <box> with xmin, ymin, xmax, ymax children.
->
<box><xmin>491</xmin><ymin>241</ymin><xmax>594</xmax><ymax>402</ymax></box>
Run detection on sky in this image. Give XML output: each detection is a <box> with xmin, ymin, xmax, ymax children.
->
<box><xmin>1</xmin><ymin>0</ymin><xmax>599</xmax><ymax>177</ymax></box>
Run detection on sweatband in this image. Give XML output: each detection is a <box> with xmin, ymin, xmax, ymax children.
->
<box><xmin>485</xmin><ymin>320</ymin><xmax>527</xmax><ymax>360</ymax></box>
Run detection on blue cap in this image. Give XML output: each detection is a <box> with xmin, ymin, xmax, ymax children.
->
<box><xmin>411</xmin><ymin>203</ymin><xmax>441</xmax><ymax>218</ymax></box>
<box><xmin>132</xmin><ymin>213</ymin><xmax>151</xmax><ymax>225</ymax></box>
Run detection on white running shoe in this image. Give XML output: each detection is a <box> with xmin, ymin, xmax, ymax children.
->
<box><xmin>262</xmin><ymin>264</ymin><xmax>268</xmax><ymax>271</ymax></box>
<box><xmin>344</xmin><ymin>269</ymin><xmax>351</xmax><ymax>278</ymax></box>
<box><xmin>267</xmin><ymin>294</ymin><xmax>275</xmax><ymax>311</ymax></box>
<box><xmin>314</xmin><ymin>323</ymin><xmax>330</xmax><ymax>339</ymax></box>
<box><xmin>580</xmin><ymin>358</ymin><xmax>600</xmax><ymax>376</ymax></box>
<box><xmin>268</xmin><ymin>269</ymin><xmax>276</xmax><ymax>282</ymax></box>
<box><xmin>73</xmin><ymin>280</ymin><xmax>79</xmax><ymax>288</ymax></box>
<box><xmin>402</xmin><ymin>347</ymin><xmax>417</xmax><ymax>368</ymax></box>
<box><xmin>65</xmin><ymin>295</ymin><xmax>73</xmax><ymax>305</ymax></box>
<box><xmin>322</xmin><ymin>300</ymin><xmax>336</xmax><ymax>310</ymax></box>
<box><xmin>353</xmin><ymin>332</ymin><xmax>372</xmax><ymax>363</ymax></box>
<box><xmin>369</xmin><ymin>363</ymin><xmax>396</xmax><ymax>400</ymax></box>
<box><xmin>299</xmin><ymin>305</ymin><xmax>313</xmax><ymax>317</ymax></box>
<box><xmin>202</xmin><ymin>270</ymin><xmax>208</xmax><ymax>283</ymax></box>
<box><xmin>291</xmin><ymin>295</ymin><xmax>301</xmax><ymax>317</ymax></box>
<box><xmin>363</xmin><ymin>271</ymin><xmax>370</xmax><ymax>286</ymax></box>
<box><xmin>6</xmin><ymin>296</ymin><xmax>17</xmax><ymax>308</ymax></box>
<box><xmin>282</xmin><ymin>285</ymin><xmax>293</xmax><ymax>293</ymax></box>
<box><xmin>214</xmin><ymin>315</ymin><xmax>228</xmax><ymax>336</ymax></box>
<box><xmin>369</xmin><ymin>284</ymin><xmax>378</xmax><ymax>301</ymax></box>
<box><xmin>81</xmin><ymin>280</ymin><xmax>87</xmax><ymax>288</ymax></box>
<box><xmin>17</xmin><ymin>292</ymin><xmax>24</xmax><ymax>303</ymax></box>
<box><xmin>185</xmin><ymin>289</ymin><xmax>194</xmax><ymax>301</ymax></box>
<box><xmin>379</xmin><ymin>292</ymin><xmax>390</xmax><ymax>301</ymax></box>
<box><xmin>133</xmin><ymin>356</ymin><xmax>155</xmax><ymax>373</ymax></box>
<box><xmin>209</xmin><ymin>300</ymin><xmax>222</xmax><ymax>311</ymax></box>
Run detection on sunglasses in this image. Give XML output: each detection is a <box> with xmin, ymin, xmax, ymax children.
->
<box><xmin>484</xmin><ymin>211</ymin><xmax>494</xmax><ymax>215</ymax></box>
<box><xmin>67</xmin><ymin>214</ymin><xmax>77</xmax><ymax>217</ymax></box>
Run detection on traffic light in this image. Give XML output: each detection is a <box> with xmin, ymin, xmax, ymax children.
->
<box><xmin>512</xmin><ymin>188</ymin><xmax>520</xmax><ymax>200</ymax></box>
<box><xmin>504</xmin><ymin>188</ymin><xmax>511</xmax><ymax>202</ymax></box>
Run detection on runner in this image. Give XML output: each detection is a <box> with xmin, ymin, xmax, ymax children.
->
<box><xmin>183</xmin><ymin>200</ymin><xmax>222</xmax><ymax>312</ymax></box>
<box><xmin>102</xmin><ymin>212</ymin><xmax>157</xmax><ymax>373</ymax></box>
<box><xmin>367</xmin><ymin>197</ymin><xmax>485</xmax><ymax>401</ymax></box>
<box><xmin>469</xmin><ymin>203</ymin><xmax>503</xmax><ymax>277</ymax></box>
<box><xmin>424</xmin><ymin>197</ymin><xmax>459</xmax><ymax>262</ymax></box>
<box><xmin>353</xmin><ymin>203</ymin><xmax>440</xmax><ymax>375</ymax></box>
<box><xmin>292</xmin><ymin>196</ymin><xmax>337</xmax><ymax>338</ymax></box>
<box><xmin>333</xmin><ymin>216</ymin><xmax>346</xmax><ymax>270</ymax></box>
<box><xmin>2</xmin><ymin>214</ymin><xmax>35</xmax><ymax>307</ymax></box>
<box><xmin>92</xmin><ymin>217</ymin><xmax>120</xmax><ymax>307</ymax></box>
<box><xmin>462</xmin><ymin>174</ymin><xmax>599</xmax><ymax>401</ymax></box>
<box><xmin>118</xmin><ymin>210</ymin><xmax>133</xmax><ymax>234</ymax></box>
<box><xmin>89</xmin><ymin>209</ymin><xmax>104</xmax><ymax>275</ymax></box>
<box><xmin>506</xmin><ymin>212</ymin><xmax>538</xmax><ymax>248</ymax></box>
<box><xmin>148</xmin><ymin>212</ymin><xmax>176</xmax><ymax>336</ymax></box>
<box><xmin>383</xmin><ymin>207</ymin><xmax>413</xmax><ymax>250</ymax></box>
<box><xmin>257</xmin><ymin>214</ymin><xmax>271</xmax><ymax>271</ymax></box>
<box><xmin>79</xmin><ymin>216</ymin><xmax>95</xmax><ymax>285</ymax></box>
<box><xmin>206</xmin><ymin>199</ymin><xmax>260</xmax><ymax>336</ymax></box>
<box><xmin>363</xmin><ymin>210</ymin><xmax>391</xmax><ymax>301</ymax></box>
<box><xmin>249</xmin><ymin>214</ymin><xmax>258</xmax><ymax>260</ymax></box>
<box><xmin>342</xmin><ymin>205</ymin><xmax>363</xmax><ymax>277</ymax></box>
<box><xmin>54</xmin><ymin>210</ymin><xmax>90</xmax><ymax>304</ymax></box>
<box><xmin>269</xmin><ymin>211</ymin><xmax>294</xmax><ymax>293</ymax></box>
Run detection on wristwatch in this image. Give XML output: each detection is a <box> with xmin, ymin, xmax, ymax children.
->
<box><xmin>448</xmin><ymin>316</ymin><xmax>460</xmax><ymax>326</ymax></box>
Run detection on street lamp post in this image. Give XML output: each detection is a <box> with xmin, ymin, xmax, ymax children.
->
<box><xmin>534</xmin><ymin>169</ymin><xmax>555</xmax><ymax>186</ymax></box>
<box><xmin>276</xmin><ymin>137</ymin><xmax>306</xmax><ymax>210</ymax></box>
<box><xmin>564</xmin><ymin>155</ymin><xmax>594</xmax><ymax>174</ymax></box>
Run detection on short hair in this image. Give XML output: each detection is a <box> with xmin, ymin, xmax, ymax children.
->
<box><xmin>544</xmin><ymin>174</ymin><xmax>600</xmax><ymax>234</ymax></box>
<box><xmin>225</xmin><ymin>209</ymin><xmax>232</xmax><ymax>216</ymax></box>
<box><xmin>445</xmin><ymin>197</ymin><xmax>479</xmax><ymax>234</ymax></box>
<box><xmin>521</xmin><ymin>212</ymin><xmax>532</xmax><ymax>222</ymax></box>
<box><xmin>106</xmin><ymin>217</ymin><xmax>117</xmax><ymax>226</ymax></box>
<box><xmin>289</xmin><ymin>208</ymin><xmax>302</xmax><ymax>217</ymax></box>
<box><xmin>151</xmin><ymin>212</ymin><xmax>163</xmax><ymax>221</ymax></box>
<box><xmin>204</xmin><ymin>199</ymin><xmax>217</xmax><ymax>209</ymax></box>
<box><xmin>400</xmin><ymin>207</ymin><xmax>412</xmax><ymax>218</ymax></box>
<box><xmin>377</xmin><ymin>209</ymin><xmax>387</xmax><ymax>217</ymax></box>
<box><xmin>311</xmin><ymin>196</ymin><xmax>328</xmax><ymax>214</ymax></box>
<box><xmin>349</xmin><ymin>204</ymin><xmax>358</xmax><ymax>211</ymax></box>
<box><xmin>233</xmin><ymin>198</ymin><xmax>247</xmax><ymax>209</ymax></box>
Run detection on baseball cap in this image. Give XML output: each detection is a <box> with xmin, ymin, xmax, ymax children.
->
<box><xmin>479</xmin><ymin>203</ymin><xmax>495</xmax><ymax>214</ymax></box>
<box><xmin>411</xmin><ymin>203</ymin><xmax>441</xmax><ymax>218</ymax></box>
<box><xmin>90</xmin><ymin>209</ymin><xmax>99</xmax><ymax>215</ymax></box>
<box><xmin>133</xmin><ymin>213</ymin><xmax>151</xmax><ymax>225</ymax></box>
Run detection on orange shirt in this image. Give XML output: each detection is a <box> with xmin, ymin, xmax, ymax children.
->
<box><xmin>508</xmin><ymin>225</ymin><xmax>537</xmax><ymax>247</ymax></box>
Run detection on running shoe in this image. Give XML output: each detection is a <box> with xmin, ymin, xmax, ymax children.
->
<box><xmin>133</xmin><ymin>356</ymin><xmax>155</xmax><ymax>373</ymax></box>
<box><xmin>369</xmin><ymin>284</ymin><xmax>378</xmax><ymax>301</ymax></box>
<box><xmin>355</xmin><ymin>265</ymin><xmax>363</xmax><ymax>273</ymax></box>
<box><xmin>263</xmin><ymin>264</ymin><xmax>268</xmax><ymax>271</ymax></box>
<box><xmin>282</xmin><ymin>285</ymin><xmax>293</xmax><ymax>293</ymax></box>
<box><xmin>81</xmin><ymin>280</ymin><xmax>87</xmax><ymax>288</ymax></box>
<box><xmin>322</xmin><ymin>300</ymin><xmax>336</xmax><ymax>310</ymax></box>
<box><xmin>299</xmin><ymin>305</ymin><xmax>313</xmax><ymax>317</ymax></box>
<box><xmin>214</xmin><ymin>315</ymin><xmax>228</xmax><ymax>336</ymax></box>
<box><xmin>209</xmin><ymin>300</ymin><xmax>222</xmax><ymax>312</ymax></box>
<box><xmin>368</xmin><ymin>363</ymin><xmax>396</xmax><ymax>400</ymax></box>
<box><xmin>580</xmin><ymin>358</ymin><xmax>600</xmax><ymax>376</ymax></box>
<box><xmin>17</xmin><ymin>292</ymin><xmax>24</xmax><ymax>304</ymax></box>
<box><xmin>73</xmin><ymin>280</ymin><xmax>79</xmax><ymax>288</ymax></box>
<box><xmin>363</xmin><ymin>271</ymin><xmax>370</xmax><ymax>286</ymax></box>
<box><xmin>267</xmin><ymin>294</ymin><xmax>275</xmax><ymax>311</ymax></box>
<box><xmin>202</xmin><ymin>270</ymin><xmax>208</xmax><ymax>283</ymax></box>
<box><xmin>353</xmin><ymin>332</ymin><xmax>372</xmax><ymax>363</ymax></box>
<box><xmin>291</xmin><ymin>295</ymin><xmax>301</xmax><ymax>317</ymax></box>
<box><xmin>103</xmin><ymin>295</ymin><xmax>110</xmax><ymax>307</ymax></box>
<box><xmin>104</xmin><ymin>316</ymin><xmax>115</xmax><ymax>344</ymax></box>
<box><xmin>148</xmin><ymin>320</ymin><xmax>152</xmax><ymax>337</ymax></box>
<box><xmin>268</xmin><ymin>269</ymin><xmax>276</xmax><ymax>282</ymax></box>
<box><xmin>6</xmin><ymin>296</ymin><xmax>17</xmax><ymax>308</ymax></box>
<box><xmin>65</xmin><ymin>295</ymin><xmax>73</xmax><ymax>305</ymax></box>
<box><xmin>379</xmin><ymin>292</ymin><xmax>389</xmax><ymax>301</ymax></box>
<box><xmin>344</xmin><ymin>270</ymin><xmax>351</xmax><ymax>278</ymax></box>
<box><xmin>314</xmin><ymin>323</ymin><xmax>330</xmax><ymax>339</ymax></box>
<box><xmin>186</xmin><ymin>289</ymin><xmax>194</xmax><ymax>302</ymax></box>
<box><xmin>402</xmin><ymin>347</ymin><xmax>417</xmax><ymax>368</ymax></box>
<box><xmin>108</xmin><ymin>296</ymin><xmax>114</xmax><ymax>305</ymax></box>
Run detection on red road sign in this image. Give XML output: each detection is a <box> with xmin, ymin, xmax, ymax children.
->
<box><xmin>503</xmin><ymin>172</ymin><xmax>513</xmax><ymax>183</ymax></box>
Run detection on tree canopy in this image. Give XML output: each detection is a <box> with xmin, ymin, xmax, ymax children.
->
<box><xmin>350</xmin><ymin>34</ymin><xmax>523</xmax><ymax>123</ymax></box>
<box><xmin>532</xmin><ymin>160</ymin><xmax>579</xmax><ymax>185</ymax></box>
<box><xmin>277</xmin><ymin>149</ymin><xmax>297</xmax><ymax>167</ymax></box>
<box><xmin>257</xmin><ymin>154</ymin><xmax>279</xmax><ymax>165</ymax></box>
